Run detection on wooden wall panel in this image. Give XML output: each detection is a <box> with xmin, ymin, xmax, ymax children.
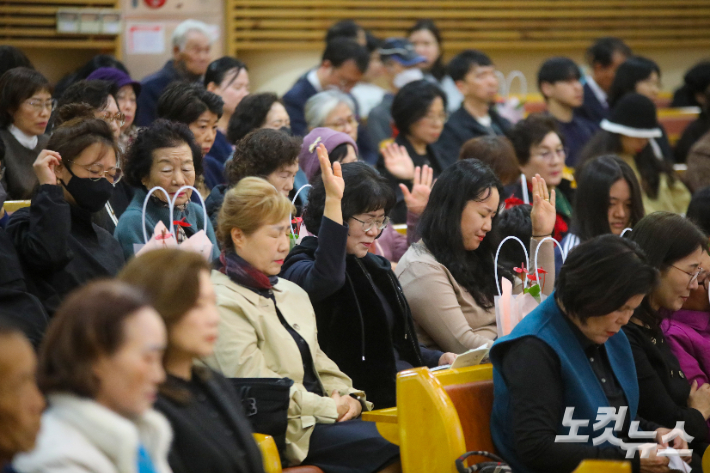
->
<box><xmin>0</xmin><ymin>0</ymin><xmax>119</xmax><ymax>50</ymax></box>
<box><xmin>226</xmin><ymin>0</ymin><xmax>710</xmax><ymax>54</ymax></box>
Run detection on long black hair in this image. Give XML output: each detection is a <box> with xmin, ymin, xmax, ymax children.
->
<box><xmin>419</xmin><ymin>159</ymin><xmax>504</xmax><ymax>309</ymax></box>
<box><xmin>607</xmin><ymin>56</ymin><xmax>660</xmax><ymax>108</ymax></box>
<box><xmin>407</xmin><ymin>19</ymin><xmax>446</xmax><ymax>81</ymax></box>
<box><xmin>627</xmin><ymin>212</ymin><xmax>708</xmax><ymax>329</ymax></box>
<box><xmin>578</xmin><ymin>130</ymin><xmax>675</xmax><ymax>199</ymax></box>
<box><xmin>572</xmin><ymin>155</ymin><xmax>645</xmax><ymax>241</ymax></box>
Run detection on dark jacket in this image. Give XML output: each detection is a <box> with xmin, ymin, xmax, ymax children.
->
<box><xmin>622</xmin><ymin>319</ymin><xmax>710</xmax><ymax>450</ymax></box>
<box><xmin>377</xmin><ymin>134</ymin><xmax>446</xmax><ymax>224</ymax></box>
<box><xmin>434</xmin><ymin>105</ymin><xmax>511</xmax><ymax>168</ymax></box>
<box><xmin>136</xmin><ymin>61</ymin><xmax>184</xmax><ymax>127</ymax></box>
<box><xmin>280</xmin><ymin>217</ymin><xmax>439</xmax><ymax>409</ymax></box>
<box><xmin>6</xmin><ymin>185</ymin><xmax>125</xmax><ymax>316</ymax></box>
<box><xmin>575</xmin><ymin>82</ymin><xmax>608</xmax><ymax>125</ymax></box>
<box><xmin>0</xmin><ymin>227</ymin><xmax>48</xmax><ymax>347</ymax></box>
<box><xmin>0</xmin><ymin>129</ymin><xmax>49</xmax><ymax>200</ymax></box>
<box><xmin>155</xmin><ymin>368</ymin><xmax>264</xmax><ymax>473</ymax></box>
<box><xmin>206</xmin><ymin>183</ymin><xmax>227</xmax><ymax>230</ymax></box>
<box><xmin>204</xmin><ymin>130</ymin><xmax>233</xmax><ymax>190</ymax></box>
<box><xmin>675</xmin><ymin>112</ymin><xmax>710</xmax><ymax>163</ymax></box>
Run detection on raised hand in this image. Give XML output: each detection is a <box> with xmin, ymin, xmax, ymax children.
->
<box><xmin>33</xmin><ymin>149</ymin><xmax>62</xmax><ymax>186</ymax></box>
<box><xmin>400</xmin><ymin>165</ymin><xmax>434</xmax><ymax>216</ymax></box>
<box><xmin>317</xmin><ymin>143</ymin><xmax>344</xmax><ymax>225</ymax></box>
<box><xmin>382</xmin><ymin>142</ymin><xmax>415</xmax><ymax>181</ymax></box>
<box><xmin>530</xmin><ymin>174</ymin><xmax>556</xmax><ymax>238</ymax></box>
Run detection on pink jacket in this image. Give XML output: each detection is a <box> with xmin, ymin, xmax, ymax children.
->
<box><xmin>661</xmin><ymin>310</ymin><xmax>710</xmax><ymax>387</ymax></box>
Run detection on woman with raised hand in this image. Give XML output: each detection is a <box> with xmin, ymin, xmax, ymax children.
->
<box><xmin>204</xmin><ymin>174</ymin><xmax>400</xmax><ymax>471</ymax></box>
<box><xmin>118</xmin><ymin>249</ymin><xmax>264</xmax><ymax>473</ymax></box>
<box><xmin>396</xmin><ymin>160</ymin><xmax>557</xmax><ymax>354</ymax></box>
<box><xmin>6</xmin><ymin>113</ymin><xmax>124</xmax><ymax>317</ymax></box>
<box><xmin>282</xmin><ymin>146</ymin><xmax>455</xmax><ymax>409</ymax></box>
<box><xmin>13</xmin><ymin>280</ymin><xmax>171</xmax><ymax>473</ymax></box>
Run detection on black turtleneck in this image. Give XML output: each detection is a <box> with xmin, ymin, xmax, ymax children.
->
<box><xmin>6</xmin><ymin>184</ymin><xmax>124</xmax><ymax>316</ymax></box>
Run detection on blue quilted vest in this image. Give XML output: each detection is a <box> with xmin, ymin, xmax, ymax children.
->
<box><xmin>489</xmin><ymin>293</ymin><xmax>639</xmax><ymax>472</ymax></box>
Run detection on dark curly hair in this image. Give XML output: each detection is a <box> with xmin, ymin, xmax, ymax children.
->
<box><xmin>506</xmin><ymin>113</ymin><xmax>561</xmax><ymax>166</ymax></box>
<box><xmin>224</xmin><ymin>128</ymin><xmax>300</xmax><ymax>186</ymax></box>
<box><xmin>123</xmin><ymin>119</ymin><xmax>202</xmax><ymax>189</ymax></box>
<box><xmin>226</xmin><ymin>92</ymin><xmax>281</xmax><ymax>144</ymax></box>
<box><xmin>419</xmin><ymin>159</ymin><xmax>504</xmax><ymax>309</ymax></box>
<box><xmin>391</xmin><ymin>80</ymin><xmax>447</xmax><ymax>137</ymax></box>
<box><xmin>0</xmin><ymin>67</ymin><xmax>50</xmax><ymax>128</ymax></box>
<box><xmin>157</xmin><ymin>82</ymin><xmax>223</xmax><ymax>125</ymax></box>
<box><xmin>303</xmin><ymin>162</ymin><xmax>395</xmax><ymax>237</ymax></box>
<box><xmin>57</xmin><ymin>79</ymin><xmax>116</xmax><ymax>111</ymax></box>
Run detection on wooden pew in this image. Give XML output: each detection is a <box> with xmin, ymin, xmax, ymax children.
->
<box><xmin>252</xmin><ymin>434</ymin><xmax>324</xmax><ymax>473</ymax></box>
<box><xmin>363</xmin><ymin>365</ymin><xmax>631</xmax><ymax>472</ymax></box>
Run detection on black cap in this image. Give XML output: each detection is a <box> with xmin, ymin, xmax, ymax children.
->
<box><xmin>601</xmin><ymin>93</ymin><xmax>662</xmax><ymax>138</ymax></box>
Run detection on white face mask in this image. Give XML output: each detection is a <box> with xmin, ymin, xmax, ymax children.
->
<box><xmin>393</xmin><ymin>68</ymin><xmax>424</xmax><ymax>89</ymax></box>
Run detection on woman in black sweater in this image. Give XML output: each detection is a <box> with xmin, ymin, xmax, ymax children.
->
<box><xmin>626</xmin><ymin>212</ymin><xmax>710</xmax><ymax>463</ymax></box>
<box><xmin>119</xmin><ymin>248</ymin><xmax>264</xmax><ymax>473</ymax></box>
<box><xmin>6</xmin><ymin>111</ymin><xmax>124</xmax><ymax>316</ymax></box>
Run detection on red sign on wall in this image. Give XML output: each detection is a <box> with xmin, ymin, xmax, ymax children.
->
<box><xmin>144</xmin><ymin>0</ymin><xmax>166</xmax><ymax>8</ymax></box>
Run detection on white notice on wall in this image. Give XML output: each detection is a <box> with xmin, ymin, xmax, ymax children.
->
<box><xmin>127</xmin><ymin>23</ymin><xmax>165</xmax><ymax>54</ymax></box>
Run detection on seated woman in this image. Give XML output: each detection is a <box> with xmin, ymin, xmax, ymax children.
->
<box><xmin>203</xmin><ymin>176</ymin><xmax>400</xmax><ymax>471</ymax></box>
<box><xmin>114</xmin><ymin>119</ymin><xmax>219</xmax><ymax>261</ymax></box>
<box><xmin>203</xmin><ymin>57</ymin><xmax>249</xmax><ymax>189</ymax></box>
<box><xmin>13</xmin><ymin>280</ymin><xmax>171</xmax><ymax>473</ymax></box>
<box><xmin>205</xmin><ymin>128</ymin><xmax>301</xmax><ymax>228</ymax></box>
<box><xmin>505</xmin><ymin>113</ymin><xmax>574</xmax><ymax>241</ymax></box>
<box><xmin>555</xmin><ymin>154</ymin><xmax>645</xmax><ymax>273</ymax></box>
<box><xmin>298</xmin><ymin>127</ymin><xmax>431</xmax><ymax>264</ymax></box>
<box><xmin>0</xmin><ymin>68</ymin><xmax>52</xmax><ymax>200</ymax></box>
<box><xmin>396</xmin><ymin>160</ymin><xmax>556</xmax><ymax>353</ymax></box>
<box><xmin>607</xmin><ymin>56</ymin><xmax>672</xmax><ymax>162</ymax></box>
<box><xmin>6</xmin><ymin>113</ymin><xmax>124</xmax><ymax>316</ymax></box>
<box><xmin>118</xmin><ymin>249</ymin><xmax>264</xmax><ymax>473</ymax></box>
<box><xmin>282</xmin><ymin>148</ymin><xmax>454</xmax><ymax>409</ymax></box>
<box><xmin>378</xmin><ymin>80</ymin><xmax>448</xmax><ymax>223</ymax></box>
<box><xmin>626</xmin><ymin>212</ymin><xmax>710</xmax><ymax>455</ymax></box>
<box><xmin>227</xmin><ymin>93</ymin><xmax>290</xmax><ymax>145</ymax></box>
<box><xmin>491</xmin><ymin>235</ymin><xmax>688</xmax><ymax>473</ymax></box>
<box><xmin>579</xmin><ymin>93</ymin><xmax>691</xmax><ymax>215</ymax></box>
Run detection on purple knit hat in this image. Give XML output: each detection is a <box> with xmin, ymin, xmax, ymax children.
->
<box><xmin>86</xmin><ymin>67</ymin><xmax>141</xmax><ymax>96</ymax></box>
<box><xmin>299</xmin><ymin>127</ymin><xmax>359</xmax><ymax>180</ymax></box>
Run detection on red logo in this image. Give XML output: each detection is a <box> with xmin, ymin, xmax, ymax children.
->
<box><xmin>144</xmin><ymin>0</ymin><xmax>166</xmax><ymax>8</ymax></box>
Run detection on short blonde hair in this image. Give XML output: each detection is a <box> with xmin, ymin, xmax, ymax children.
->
<box><xmin>217</xmin><ymin>177</ymin><xmax>295</xmax><ymax>250</ymax></box>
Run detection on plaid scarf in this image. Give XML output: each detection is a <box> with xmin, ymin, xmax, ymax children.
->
<box><xmin>218</xmin><ymin>251</ymin><xmax>275</xmax><ymax>291</ymax></box>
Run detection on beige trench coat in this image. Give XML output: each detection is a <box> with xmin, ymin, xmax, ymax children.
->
<box><xmin>202</xmin><ymin>270</ymin><xmax>369</xmax><ymax>465</ymax></box>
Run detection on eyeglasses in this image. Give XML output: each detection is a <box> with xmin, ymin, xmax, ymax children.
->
<box><xmin>350</xmin><ymin>216</ymin><xmax>390</xmax><ymax>233</ymax></box>
<box><xmin>422</xmin><ymin>112</ymin><xmax>448</xmax><ymax>124</ymax></box>
<box><xmin>671</xmin><ymin>265</ymin><xmax>702</xmax><ymax>288</ymax></box>
<box><xmin>68</xmin><ymin>160</ymin><xmax>123</xmax><ymax>184</ymax></box>
<box><xmin>325</xmin><ymin>115</ymin><xmax>358</xmax><ymax>131</ymax></box>
<box><xmin>24</xmin><ymin>99</ymin><xmax>56</xmax><ymax>112</ymax></box>
<box><xmin>98</xmin><ymin>111</ymin><xmax>126</xmax><ymax>127</ymax></box>
<box><xmin>535</xmin><ymin>148</ymin><xmax>566</xmax><ymax>161</ymax></box>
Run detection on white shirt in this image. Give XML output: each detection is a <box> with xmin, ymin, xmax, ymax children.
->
<box><xmin>9</xmin><ymin>124</ymin><xmax>38</xmax><ymax>149</ymax></box>
<box><xmin>585</xmin><ymin>76</ymin><xmax>608</xmax><ymax>109</ymax></box>
<box><xmin>476</xmin><ymin>114</ymin><xmax>493</xmax><ymax>128</ymax></box>
<box><xmin>306</xmin><ymin>68</ymin><xmax>323</xmax><ymax>93</ymax></box>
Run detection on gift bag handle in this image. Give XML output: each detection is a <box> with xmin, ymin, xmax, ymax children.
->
<box><xmin>289</xmin><ymin>183</ymin><xmax>312</xmax><ymax>237</ymax></box>
<box><xmin>494</xmin><ymin>236</ymin><xmax>530</xmax><ymax>296</ymax></box>
<box><xmin>142</xmin><ymin>186</ymin><xmax>174</xmax><ymax>244</ymax></box>
<box><xmin>507</xmin><ymin>71</ymin><xmax>528</xmax><ymax>98</ymax></box>
<box><xmin>172</xmin><ymin>185</ymin><xmax>208</xmax><ymax>232</ymax></box>
<box><xmin>533</xmin><ymin>236</ymin><xmax>566</xmax><ymax>291</ymax></box>
<box><xmin>495</xmin><ymin>70</ymin><xmax>508</xmax><ymax>99</ymax></box>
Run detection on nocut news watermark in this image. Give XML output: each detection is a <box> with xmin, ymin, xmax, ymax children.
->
<box><xmin>554</xmin><ymin>407</ymin><xmax>693</xmax><ymax>459</ymax></box>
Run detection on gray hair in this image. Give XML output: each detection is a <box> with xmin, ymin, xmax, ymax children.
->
<box><xmin>172</xmin><ymin>19</ymin><xmax>214</xmax><ymax>50</ymax></box>
<box><xmin>305</xmin><ymin>90</ymin><xmax>355</xmax><ymax>129</ymax></box>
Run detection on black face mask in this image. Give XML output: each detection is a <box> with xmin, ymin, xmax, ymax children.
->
<box><xmin>61</xmin><ymin>166</ymin><xmax>115</xmax><ymax>213</ymax></box>
<box><xmin>279</xmin><ymin>126</ymin><xmax>293</xmax><ymax>136</ymax></box>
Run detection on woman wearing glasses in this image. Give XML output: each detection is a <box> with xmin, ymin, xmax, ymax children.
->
<box><xmin>625</xmin><ymin>212</ymin><xmax>710</xmax><ymax>455</ymax></box>
<box><xmin>0</xmin><ymin>67</ymin><xmax>53</xmax><ymax>200</ymax></box>
<box><xmin>281</xmin><ymin>148</ymin><xmax>456</xmax><ymax>410</ymax></box>
<box><xmin>505</xmin><ymin>113</ymin><xmax>574</xmax><ymax>241</ymax></box>
<box><xmin>114</xmin><ymin>119</ymin><xmax>219</xmax><ymax>262</ymax></box>
<box><xmin>5</xmin><ymin>115</ymin><xmax>124</xmax><ymax>317</ymax></box>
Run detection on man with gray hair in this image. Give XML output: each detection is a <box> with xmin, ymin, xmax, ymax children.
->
<box><xmin>136</xmin><ymin>19</ymin><xmax>214</xmax><ymax>126</ymax></box>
